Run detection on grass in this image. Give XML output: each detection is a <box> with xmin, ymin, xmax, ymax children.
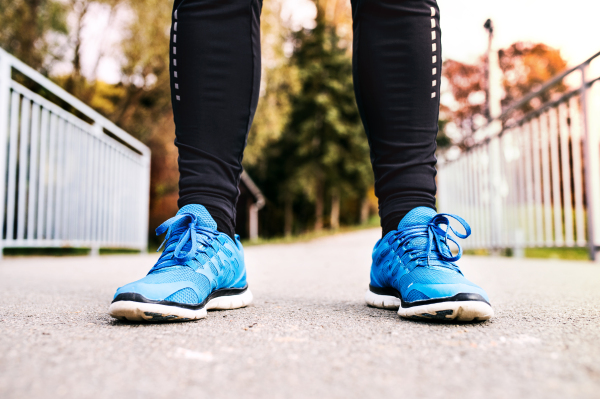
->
<box><xmin>463</xmin><ymin>248</ymin><xmax>492</xmax><ymax>257</ymax></box>
<box><xmin>523</xmin><ymin>247</ymin><xmax>589</xmax><ymax>261</ymax></box>
<box><xmin>242</xmin><ymin>216</ymin><xmax>381</xmax><ymax>247</ymax></box>
<box><xmin>3</xmin><ymin>247</ymin><xmax>92</xmax><ymax>257</ymax></box>
<box><xmin>464</xmin><ymin>246</ymin><xmax>590</xmax><ymax>261</ymax></box>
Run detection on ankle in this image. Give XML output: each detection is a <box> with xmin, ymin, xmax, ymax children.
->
<box><xmin>200</xmin><ymin>205</ymin><xmax>236</xmax><ymax>239</ymax></box>
<box><xmin>382</xmin><ymin>213</ymin><xmax>405</xmax><ymax>237</ymax></box>
<box><xmin>381</xmin><ymin>205</ymin><xmax>437</xmax><ymax>237</ymax></box>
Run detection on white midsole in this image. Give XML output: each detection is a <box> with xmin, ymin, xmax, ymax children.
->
<box><xmin>108</xmin><ymin>289</ymin><xmax>253</xmax><ymax>322</ymax></box>
<box><xmin>365</xmin><ymin>290</ymin><xmax>493</xmax><ymax>321</ymax></box>
<box><xmin>205</xmin><ymin>289</ymin><xmax>254</xmax><ymax>310</ymax></box>
<box><xmin>364</xmin><ymin>290</ymin><xmax>401</xmax><ymax>309</ymax></box>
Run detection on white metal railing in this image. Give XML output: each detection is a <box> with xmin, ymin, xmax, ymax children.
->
<box><xmin>438</xmin><ymin>51</ymin><xmax>600</xmax><ymax>260</ymax></box>
<box><xmin>0</xmin><ymin>48</ymin><xmax>151</xmax><ymax>256</ymax></box>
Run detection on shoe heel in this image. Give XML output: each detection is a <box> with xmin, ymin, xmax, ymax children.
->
<box><xmin>365</xmin><ymin>290</ymin><xmax>401</xmax><ymax>309</ymax></box>
<box><xmin>205</xmin><ymin>289</ymin><xmax>253</xmax><ymax>310</ymax></box>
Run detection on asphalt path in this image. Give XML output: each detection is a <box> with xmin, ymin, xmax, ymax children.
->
<box><xmin>1</xmin><ymin>228</ymin><xmax>599</xmax><ymax>399</ymax></box>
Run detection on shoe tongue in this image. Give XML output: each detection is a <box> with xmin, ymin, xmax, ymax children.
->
<box><xmin>177</xmin><ymin>204</ymin><xmax>218</xmax><ymax>230</ymax></box>
<box><xmin>397</xmin><ymin>206</ymin><xmax>437</xmax><ymax>230</ymax></box>
<box><xmin>397</xmin><ymin>207</ymin><xmax>454</xmax><ymax>265</ymax></box>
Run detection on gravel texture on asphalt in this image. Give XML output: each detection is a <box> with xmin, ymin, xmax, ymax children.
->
<box><xmin>0</xmin><ymin>228</ymin><xmax>599</xmax><ymax>399</ymax></box>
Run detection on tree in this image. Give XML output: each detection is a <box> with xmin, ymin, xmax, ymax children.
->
<box><xmin>105</xmin><ymin>0</ymin><xmax>177</xmax><ymax>232</ymax></box>
<box><xmin>273</xmin><ymin>1</ymin><xmax>372</xmax><ymax>232</ymax></box>
<box><xmin>499</xmin><ymin>42</ymin><xmax>568</xmax><ymax>114</ymax></box>
<box><xmin>244</xmin><ymin>0</ymin><xmax>299</xmax><ymax>169</ymax></box>
<box><xmin>441</xmin><ymin>57</ymin><xmax>487</xmax><ymax>149</ymax></box>
<box><xmin>440</xmin><ymin>42</ymin><xmax>569</xmax><ymax>150</ymax></box>
<box><xmin>0</xmin><ymin>0</ymin><xmax>68</xmax><ymax>74</ymax></box>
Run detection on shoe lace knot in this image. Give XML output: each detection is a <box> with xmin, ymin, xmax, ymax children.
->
<box><xmin>154</xmin><ymin>212</ymin><xmax>219</xmax><ymax>267</ymax></box>
<box><xmin>392</xmin><ymin>213</ymin><xmax>471</xmax><ymax>270</ymax></box>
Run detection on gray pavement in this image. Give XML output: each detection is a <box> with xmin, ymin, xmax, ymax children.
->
<box><xmin>1</xmin><ymin>228</ymin><xmax>599</xmax><ymax>399</ymax></box>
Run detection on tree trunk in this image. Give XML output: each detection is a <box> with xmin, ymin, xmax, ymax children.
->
<box><xmin>20</xmin><ymin>0</ymin><xmax>42</xmax><ymax>68</ymax></box>
<box><xmin>330</xmin><ymin>190</ymin><xmax>340</xmax><ymax>230</ymax></box>
<box><xmin>284</xmin><ymin>196</ymin><xmax>293</xmax><ymax>237</ymax></box>
<box><xmin>360</xmin><ymin>197</ymin><xmax>370</xmax><ymax>224</ymax></box>
<box><xmin>314</xmin><ymin>180</ymin><xmax>324</xmax><ymax>232</ymax></box>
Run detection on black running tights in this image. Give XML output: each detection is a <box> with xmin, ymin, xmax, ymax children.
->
<box><xmin>170</xmin><ymin>0</ymin><xmax>440</xmax><ymax>237</ymax></box>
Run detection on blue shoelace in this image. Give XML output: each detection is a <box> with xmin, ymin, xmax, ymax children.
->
<box><xmin>390</xmin><ymin>213</ymin><xmax>471</xmax><ymax>272</ymax></box>
<box><xmin>151</xmin><ymin>212</ymin><xmax>223</xmax><ymax>271</ymax></box>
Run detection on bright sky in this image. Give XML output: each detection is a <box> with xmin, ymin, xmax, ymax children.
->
<box><xmin>439</xmin><ymin>0</ymin><xmax>600</xmax><ymax>67</ymax></box>
<box><xmin>82</xmin><ymin>0</ymin><xmax>600</xmax><ymax>84</ymax></box>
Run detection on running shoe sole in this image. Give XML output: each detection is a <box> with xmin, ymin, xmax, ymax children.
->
<box><xmin>109</xmin><ymin>287</ymin><xmax>253</xmax><ymax>322</ymax></box>
<box><xmin>365</xmin><ymin>287</ymin><xmax>493</xmax><ymax>322</ymax></box>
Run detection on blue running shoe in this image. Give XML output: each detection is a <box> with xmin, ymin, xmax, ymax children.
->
<box><xmin>109</xmin><ymin>204</ymin><xmax>252</xmax><ymax>322</ymax></box>
<box><xmin>365</xmin><ymin>207</ymin><xmax>493</xmax><ymax>321</ymax></box>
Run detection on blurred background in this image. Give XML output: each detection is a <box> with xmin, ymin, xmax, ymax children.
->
<box><xmin>1</xmin><ymin>0</ymin><xmax>599</xmax><ymax>250</ymax></box>
<box><xmin>2</xmin><ymin>5</ymin><xmax>600</xmax><ymax>397</ymax></box>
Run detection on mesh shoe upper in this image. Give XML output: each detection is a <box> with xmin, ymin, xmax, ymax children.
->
<box><xmin>113</xmin><ymin>204</ymin><xmax>247</xmax><ymax>304</ymax></box>
<box><xmin>370</xmin><ymin>207</ymin><xmax>490</xmax><ymax>303</ymax></box>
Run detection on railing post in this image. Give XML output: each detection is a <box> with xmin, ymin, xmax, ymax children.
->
<box><xmin>580</xmin><ymin>63</ymin><xmax>600</xmax><ymax>261</ymax></box>
<box><xmin>90</xmin><ymin>246</ymin><xmax>100</xmax><ymax>257</ymax></box>
<box><xmin>89</xmin><ymin>123</ymin><xmax>103</xmax><ymax>256</ymax></box>
<box><xmin>513</xmin><ymin>228</ymin><xmax>525</xmax><ymax>258</ymax></box>
<box><xmin>489</xmin><ymin>136</ymin><xmax>503</xmax><ymax>254</ymax></box>
<box><xmin>249</xmin><ymin>203</ymin><xmax>259</xmax><ymax>241</ymax></box>
<box><xmin>0</xmin><ymin>49</ymin><xmax>12</xmax><ymax>260</ymax></box>
<box><xmin>140</xmin><ymin>152</ymin><xmax>151</xmax><ymax>254</ymax></box>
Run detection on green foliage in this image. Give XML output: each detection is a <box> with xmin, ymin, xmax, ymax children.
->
<box><xmin>244</xmin><ymin>0</ymin><xmax>299</xmax><ymax>168</ymax></box>
<box><xmin>107</xmin><ymin>0</ymin><xmax>173</xmax><ymax>143</ymax></box>
<box><xmin>248</xmin><ymin>2</ymin><xmax>372</xmax><ymax>236</ymax></box>
<box><xmin>524</xmin><ymin>247</ymin><xmax>589</xmax><ymax>261</ymax></box>
<box><xmin>436</xmin><ymin>118</ymin><xmax>451</xmax><ymax>149</ymax></box>
<box><xmin>242</xmin><ymin>214</ymin><xmax>380</xmax><ymax>247</ymax></box>
<box><xmin>464</xmin><ymin>247</ymin><xmax>589</xmax><ymax>261</ymax></box>
<box><xmin>0</xmin><ymin>0</ymin><xmax>68</xmax><ymax>73</ymax></box>
<box><xmin>286</xmin><ymin>7</ymin><xmax>371</xmax><ymax>199</ymax></box>
<box><xmin>119</xmin><ymin>0</ymin><xmax>180</xmax><ymax>238</ymax></box>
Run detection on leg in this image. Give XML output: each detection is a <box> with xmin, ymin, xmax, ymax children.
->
<box><xmin>108</xmin><ymin>0</ymin><xmax>261</xmax><ymax>322</ymax></box>
<box><xmin>351</xmin><ymin>0</ymin><xmax>438</xmax><ymax>236</ymax></box>
<box><xmin>171</xmin><ymin>0</ymin><xmax>262</xmax><ymax>238</ymax></box>
<box><xmin>355</xmin><ymin>0</ymin><xmax>493</xmax><ymax>321</ymax></box>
